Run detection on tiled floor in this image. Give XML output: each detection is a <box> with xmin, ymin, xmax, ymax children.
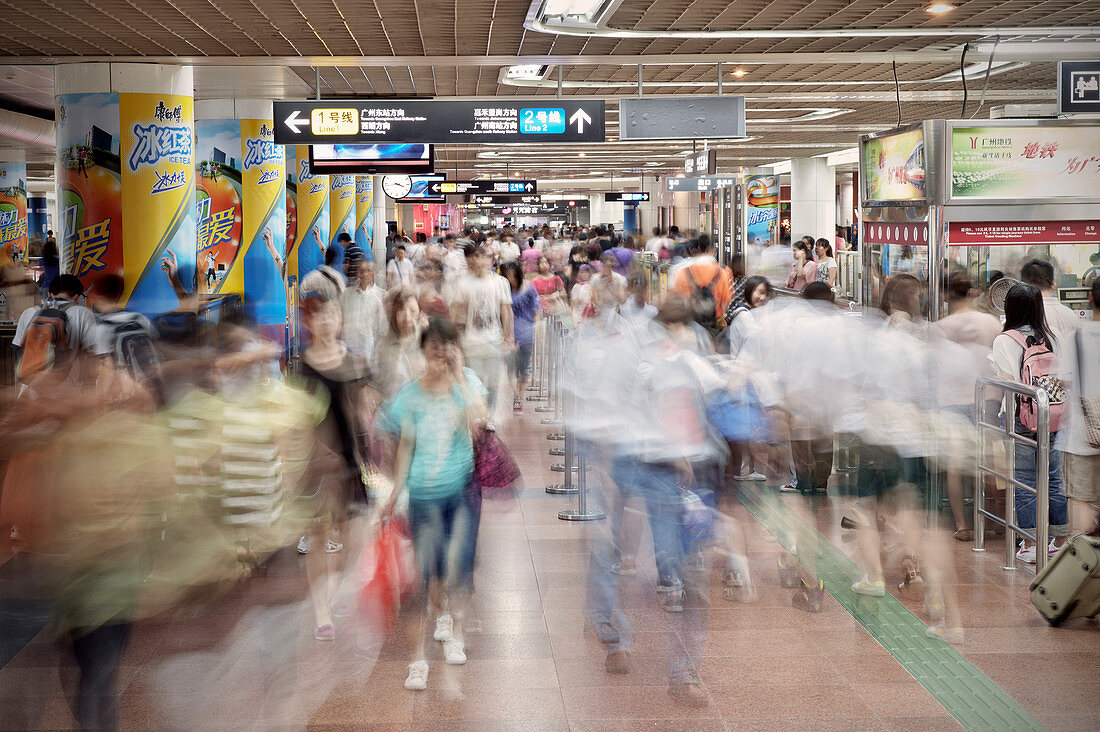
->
<box><xmin>2</xmin><ymin>403</ymin><xmax>1099</xmax><ymax>731</ymax></box>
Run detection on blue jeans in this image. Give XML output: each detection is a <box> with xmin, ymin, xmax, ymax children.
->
<box><xmin>1012</xmin><ymin>420</ymin><xmax>1069</xmax><ymax>537</ymax></box>
<box><xmin>407</xmin><ymin>488</ymin><xmax>478</xmax><ymax>594</ymax></box>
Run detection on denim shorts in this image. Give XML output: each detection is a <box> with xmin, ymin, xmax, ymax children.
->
<box><xmin>407</xmin><ymin>489</ymin><xmax>478</xmax><ymax>593</ymax></box>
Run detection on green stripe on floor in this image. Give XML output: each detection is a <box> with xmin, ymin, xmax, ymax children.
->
<box><xmin>737</xmin><ymin>486</ymin><xmax>1045</xmax><ymax>732</ymax></box>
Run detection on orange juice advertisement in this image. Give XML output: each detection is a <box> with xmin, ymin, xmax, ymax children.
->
<box><xmin>195</xmin><ymin>118</ymin><xmax>243</xmax><ymax>294</ymax></box>
<box><xmin>0</xmin><ymin>162</ymin><xmax>28</xmax><ymax>264</ymax></box>
<box><xmin>56</xmin><ymin>93</ymin><xmax>125</xmax><ymax>298</ymax></box>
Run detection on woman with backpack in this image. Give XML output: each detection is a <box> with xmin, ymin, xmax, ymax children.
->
<box><xmin>992</xmin><ymin>283</ymin><xmax>1070</xmax><ymax>563</ymax></box>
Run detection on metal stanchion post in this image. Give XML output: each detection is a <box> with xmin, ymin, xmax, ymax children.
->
<box><xmin>1035</xmin><ymin>390</ymin><xmax>1051</xmax><ymax>574</ymax></box>
<box><xmin>528</xmin><ymin>315</ymin><xmax>542</xmax><ymax>392</ymax></box>
<box><xmin>973</xmin><ymin>383</ymin><xmax>987</xmax><ymax>554</ymax></box>
<box><xmin>546</xmin><ymin>335</ymin><xmax>577</xmax><ymax>494</ymax></box>
<box><xmin>1003</xmin><ymin>415</ymin><xmax>1018</xmax><ymax>572</ymax></box>
<box><xmin>540</xmin><ymin>319</ymin><xmax>563</xmax><ymax>421</ymax></box>
<box><xmin>528</xmin><ymin>315</ymin><xmax>549</xmax><ymax>401</ymax></box>
<box><xmin>558</xmin><ymin>440</ymin><xmax>605</xmax><ymax>521</ymax></box>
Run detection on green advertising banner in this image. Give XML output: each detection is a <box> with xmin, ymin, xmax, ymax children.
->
<box><xmin>951</xmin><ymin>125</ymin><xmax>1100</xmax><ymax>200</ymax></box>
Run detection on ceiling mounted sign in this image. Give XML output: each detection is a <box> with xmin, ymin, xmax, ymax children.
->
<box><xmin>273</xmin><ymin>99</ymin><xmax>605</xmax><ymax>145</ymax></box>
<box><xmin>619</xmin><ymin>96</ymin><xmax>745</xmax><ymax>141</ymax></box>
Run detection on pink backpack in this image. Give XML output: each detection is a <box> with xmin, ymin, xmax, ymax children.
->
<box><xmin>1005</xmin><ymin>330</ymin><xmax>1068</xmax><ymax>433</ymax></box>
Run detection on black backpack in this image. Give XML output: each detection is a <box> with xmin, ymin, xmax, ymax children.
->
<box><xmin>689</xmin><ymin>268</ymin><xmax>722</xmax><ymax>328</ymax></box>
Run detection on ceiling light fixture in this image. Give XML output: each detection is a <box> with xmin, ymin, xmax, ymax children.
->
<box><xmin>732</xmin><ymin>69</ymin><xmax>748</xmax><ymax>77</ymax></box>
<box><xmin>925</xmin><ymin>3</ymin><xmax>955</xmax><ymax>13</ymax></box>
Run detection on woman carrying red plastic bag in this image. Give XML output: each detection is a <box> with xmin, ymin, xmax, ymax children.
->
<box><xmin>376</xmin><ymin>316</ymin><xmax>489</xmax><ymax>692</ymax></box>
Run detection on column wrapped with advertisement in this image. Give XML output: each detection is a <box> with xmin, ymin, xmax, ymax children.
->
<box><xmin>286</xmin><ymin>144</ymin><xmax>328</xmax><ymax>284</ymax></box>
<box><xmin>55</xmin><ymin>65</ymin><xmax>197</xmax><ymax>315</ymax></box>
<box><xmin>0</xmin><ymin>159</ymin><xmax>28</xmax><ymax>264</ymax></box>
<box><xmin>354</xmin><ymin>175</ymin><xmax>374</xmax><ymax>259</ymax></box>
<box><xmin>237</xmin><ymin>118</ymin><xmax>286</xmax><ymax>345</ymax></box>
<box><xmin>329</xmin><ymin>174</ymin><xmax>355</xmax><ymax>253</ymax></box>
<box><xmin>744</xmin><ymin>175</ymin><xmax>779</xmax><ymax>248</ymax></box>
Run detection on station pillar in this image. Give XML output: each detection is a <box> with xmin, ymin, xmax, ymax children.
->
<box><xmin>790</xmin><ymin>157</ymin><xmax>836</xmax><ymax>243</ymax></box>
<box><xmin>0</xmin><ymin>147</ymin><xmax>28</xmax><ymax>264</ymax></box>
<box><xmin>194</xmin><ymin>99</ymin><xmax>286</xmax><ymax>344</ymax></box>
<box><xmin>286</xmin><ymin>145</ymin><xmax>328</xmax><ymax>285</ymax></box>
<box><xmin>54</xmin><ymin>63</ymin><xmax>196</xmax><ymax>315</ymax></box>
<box><xmin>354</xmin><ymin>176</ymin><xmax>375</xmax><ymax>260</ymax></box>
<box><xmin>329</xmin><ymin>173</ymin><xmax>355</xmax><ymax>251</ymax></box>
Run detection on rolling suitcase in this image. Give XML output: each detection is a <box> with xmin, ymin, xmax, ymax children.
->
<box><xmin>1030</xmin><ymin>533</ymin><xmax>1100</xmax><ymax>626</ymax></box>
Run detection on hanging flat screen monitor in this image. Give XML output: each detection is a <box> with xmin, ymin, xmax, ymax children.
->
<box><xmin>308</xmin><ymin>143</ymin><xmax>434</xmax><ymax>174</ymax></box>
<box><xmin>860</xmin><ymin>124</ymin><xmax>926</xmax><ymax>205</ymax></box>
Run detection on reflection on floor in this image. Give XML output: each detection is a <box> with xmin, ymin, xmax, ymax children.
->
<box><xmin>1</xmin><ymin>405</ymin><xmax>1098</xmax><ymax>731</ymax></box>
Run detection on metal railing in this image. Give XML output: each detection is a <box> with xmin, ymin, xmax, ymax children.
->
<box><xmin>973</xmin><ymin>376</ymin><xmax>1051</xmax><ymax>574</ymax></box>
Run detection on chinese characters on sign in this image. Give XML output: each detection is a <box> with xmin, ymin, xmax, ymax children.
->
<box><xmin>948</xmin><ymin>220</ymin><xmax>1100</xmax><ymax>246</ymax></box>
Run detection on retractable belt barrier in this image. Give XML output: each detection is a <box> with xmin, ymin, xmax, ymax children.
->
<box><xmin>972</xmin><ymin>376</ymin><xmax>1051</xmax><ymax>574</ymax></box>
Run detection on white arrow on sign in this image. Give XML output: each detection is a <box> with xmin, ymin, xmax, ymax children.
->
<box><xmin>284</xmin><ymin>110</ymin><xmax>307</xmax><ymax>134</ymax></box>
<box><xmin>525</xmin><ymin>183</ymin><xmax>534</xmax><ymax>191</ymax></box>
<box><xmin>569</xmin><ymin>108</ymin><xmax>591</xmax><ymax>133</ymax></box>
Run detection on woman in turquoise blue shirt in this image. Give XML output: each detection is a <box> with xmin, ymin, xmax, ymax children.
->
<box><xmin>379</xmin><ymin>316</ymin><xmax>487</xmax><ymax>692</ymax></box>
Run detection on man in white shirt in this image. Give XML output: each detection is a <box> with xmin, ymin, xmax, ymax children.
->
<box><xmin>341</xmin><ymin>255</ymin><xmax>387</xmax><ymax>360</ymax></box>
<box><xmin>644</xmin><ymin>227</ymin><xmax>669</xmax><ymax>255</ymax></box>
<box><xmin>450</xmin><ymin>244</ymin><xmax>515</xmax><ymax>420</ymax></box>
<box><xmin>386</xmin><ymin>245</ymin><xmax>415</xmax><ymax>289</ymax></box>
<box><xmin>441</xmin><ymin>235</ymin><xmax>467</xmax><ymax>282</ymax></box>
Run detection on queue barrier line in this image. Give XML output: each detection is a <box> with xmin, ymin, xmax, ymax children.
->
<box><xmin>972</xmin><ymin>377</ymin><xmax>1051</xmax><ymax>575</ymax></box>
<box><xmin>737</xmin><ymin>485</ymin><xmax>1045</xmax><ymax>732</ymax></box>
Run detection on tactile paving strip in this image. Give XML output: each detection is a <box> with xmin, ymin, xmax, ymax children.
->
<box><xmin>738</xmin><ymin>487</ymin><xmax>1046</xmax><ymax>732</ymax></box>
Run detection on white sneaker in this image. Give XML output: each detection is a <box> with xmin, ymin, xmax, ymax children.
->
<box><xmin>778</xmin><ymin>482</ymin><xmax>800</xmax><ymax>493</ymax></box>
<box><xmin>851</xmin><ymin>575</ymin><xmax>886</xmax><ymax>597</ymax></box>
<box><xmin>443</xmin><ymin>638</ymin><xmax>467</xmax><ymax>665</ymax></box>
<box><xmin>296</xmin><ymin>536</ymin><xmax>310</xmax><ymax>554</ymax></box>
<box><xmin>434</xmin><ymin>614</ymin><xmax>453</xmax><ymax>642</ymax></box>
<box><xmin>736</xmin><ymin>472</ymin><xmax>767</xmax><ymax>482</ymax></box>
<box><xmin>1049</xmin><ymin>539</ymin><xmax>1063</xmax><ymax>557</ymax></box>
<box><xmin>404</xmin><ymin>660</ymin><xmax>428</xmax><ymax>690</ymax></box>
<box><xmin>1015</xmin><ymin>545</ymin><xmax>1037</xmax><ymax>564</ymax></box>
<box><xmin>324</xmin><ymin>539</ymin><xmax>344</xmax><ymax>554</ymax></box>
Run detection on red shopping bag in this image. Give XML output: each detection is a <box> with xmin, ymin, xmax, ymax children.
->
<box><xmin>359</xmin><ymin>517</ymin><xmax>415</xmax><ymax>630</ymax></box>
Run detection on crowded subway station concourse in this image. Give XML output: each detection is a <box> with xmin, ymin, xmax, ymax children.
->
<box><xmin>1</xmin><ymin>1</ymin><xmax>1100</xmax><ymax>729</ymax></box>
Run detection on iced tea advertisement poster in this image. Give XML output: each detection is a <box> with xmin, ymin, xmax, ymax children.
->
<box><xmin>329</xmin><ymin>174</ymin><xmax>355</xmax><ymax>247</ymax></box>
<box><xmin>355</xmin><ymin>176</ymin><xmax>374</xmax><ymax>256</ymax></box>
<box><xmin>744</xmin><ymin>175</ymin><xmax>779</xmax><ymax>248</ymax></box>
<box><xmin>119</xmin><ymin>93</ymin><xmax>196</xmax><ymax>314</ymax></box>
<box><xmin>951</xmin><ymin>125</ymin><xmax>1100</xmax><ymax>200</ymax></box>
<box><xmin>861</xmin><ymin>127</ymin><xmax>926</xmax><ymax>202</ymax></box>
<box><xmin>0</xmin><ymin>162</ymin><xmax>28</xmax><ymax>263</ymax></box>
<box><xmin>287</xmin><ymin>144</ymin><xmax>328</xmax><ymax>284</ymax></box>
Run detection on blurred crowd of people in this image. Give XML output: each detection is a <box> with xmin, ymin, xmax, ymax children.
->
<box><xmin>2</xmin><ymin>219</ymin><xmax>1098</xmax><ymax>722</ymax></box>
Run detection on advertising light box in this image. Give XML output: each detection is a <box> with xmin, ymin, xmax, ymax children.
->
<box><xmin>949</xmin><ymin>123</ymin><xmax>1100</xmax><ymax>202</ymax></box>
